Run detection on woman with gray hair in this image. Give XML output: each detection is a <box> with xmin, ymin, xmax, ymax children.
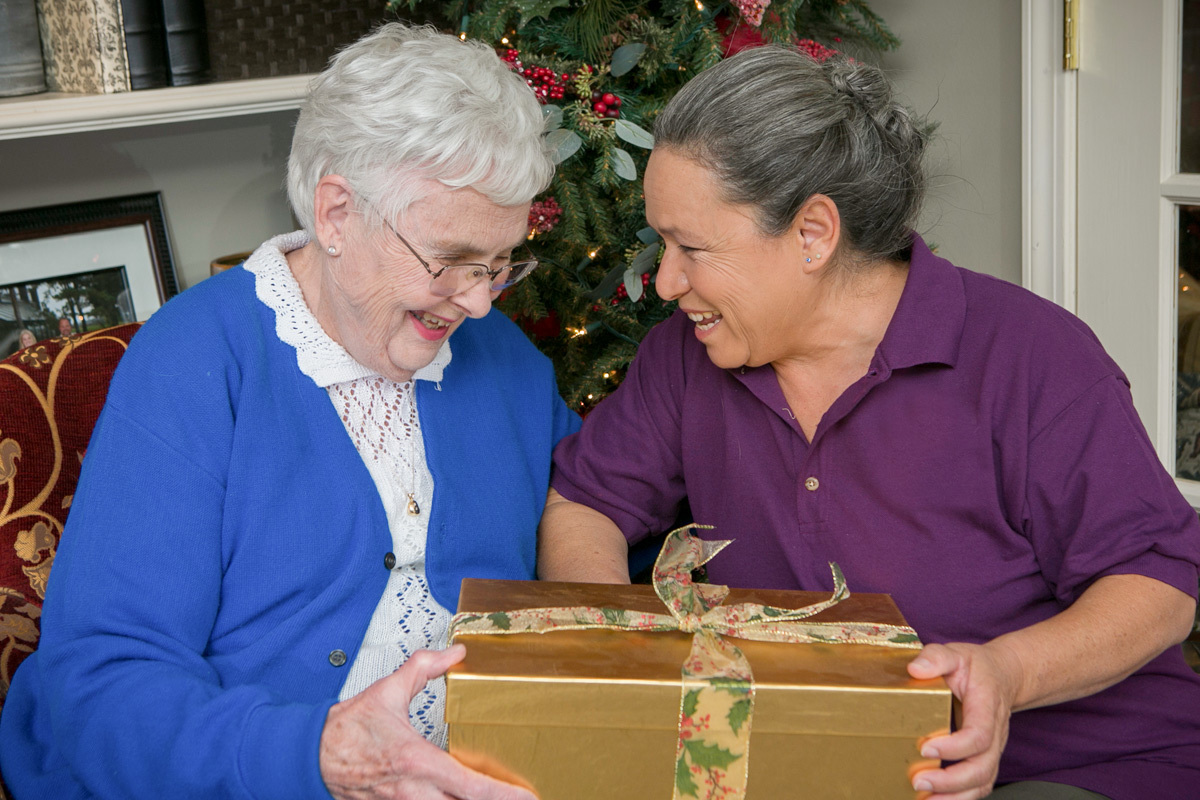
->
<box><xmin>1</xmin><ymin>23</ymin><xmax>573</xmax><ymax>800</ymax></box>
<box><xmin>541</xmin><ymin>45</ymin><xmax>1200</xmax><ymax>800</ymax></box>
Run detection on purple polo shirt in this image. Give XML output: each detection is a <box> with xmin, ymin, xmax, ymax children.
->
<box><xmin>552</xmin><ymin>236</ymin><xmax>1200</xmax><ymax>798</ymax></box>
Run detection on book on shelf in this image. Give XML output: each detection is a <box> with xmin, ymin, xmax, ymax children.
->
<box><xmin>120</xmin><ymin>0</ymin><xmax>168</xmax><ymax>89</ymax></box>
<box><xmin>0</xmin><ymin>0</ymin><xmax>47</xmax><ymax>97</ymax></box>
<box><xmin>34</xmin><ymin>0</ymin><xmax>132</xmax><ymax>94</ymax></box>
<box><xmin>161</xmin><ymin>0</ymin><xmax>210</xmax><ymax>86</ymax></box>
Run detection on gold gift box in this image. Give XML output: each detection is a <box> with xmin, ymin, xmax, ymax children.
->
<box><xmin>446</xmin><ymin>579</ymin><xmax>952</xmax><ymax>799</ymax></box>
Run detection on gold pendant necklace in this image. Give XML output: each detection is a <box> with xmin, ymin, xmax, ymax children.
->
<box><xmin>402</xmin><ymin>381</ymin><xmax>421</xmax><ymax>516</ymax></box>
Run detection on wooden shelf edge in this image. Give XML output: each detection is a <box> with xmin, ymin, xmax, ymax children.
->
<box><xmin>0</xmin><ymin>74</ymin><xmax>313</xmax><ymax>140</ymax></box>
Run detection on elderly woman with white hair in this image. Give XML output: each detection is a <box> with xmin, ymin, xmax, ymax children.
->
<box><xmin>0</xmin><ymin>24</ymin><xmax>573</xmax><ymax>800</ymax></box>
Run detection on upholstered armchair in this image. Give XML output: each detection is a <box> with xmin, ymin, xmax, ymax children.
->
<box><xmin>0</xmin><ymin>324</ymin><xmax>142</xmax><ymax>772</ymax></box>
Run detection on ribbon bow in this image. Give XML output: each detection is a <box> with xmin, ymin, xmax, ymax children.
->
<box><xmin>449</xmin><ymin>525</ymin><xmax>921</xmax><ymax>799</ymax></box>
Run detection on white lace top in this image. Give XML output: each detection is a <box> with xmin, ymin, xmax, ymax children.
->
<box><xmin>245</xmin><ymin>231</ymin><xmax>454</xmax><ymax>748</ymax></box>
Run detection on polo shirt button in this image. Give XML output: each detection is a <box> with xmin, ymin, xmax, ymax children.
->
<box><xmin>329</xmin><ymin>649</ymin><xmax>347</xmax><ymax>667</ymax></box>
<box><xmin>384</xmin><ymin>551</ymin><xmax>396</xmax><ymax>570</ymax></box>
<box><xmin>804</xmin><ymin>476</ymin><xmax>820</xmax><ymax>491</ymax></box>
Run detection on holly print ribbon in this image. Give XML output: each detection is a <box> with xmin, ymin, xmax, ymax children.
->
<box><xmin>449</xmin><ymin>525</ymin><xmax>922</xmax><ymax>799</ymax></box>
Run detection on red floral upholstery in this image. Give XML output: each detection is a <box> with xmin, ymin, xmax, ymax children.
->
<box><xmin>0</xmin><ymin>324</ymin><xmax>142</xmax><ymax>737</ymax></box>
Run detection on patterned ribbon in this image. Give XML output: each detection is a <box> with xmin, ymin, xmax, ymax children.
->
<box><xmin>449</xmin><ymin>525</ymin><xmax>922</xmax><ymax>800</ymax></box>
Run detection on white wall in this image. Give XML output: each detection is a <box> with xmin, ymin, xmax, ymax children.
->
<box><xmin>870</xmin><ymin>0</ymin><xmax>1023</xmax><ymax>284</ymax></box>
<box><xmin>0</xmin><ymin>111</ymin><xmax>298</xmax><ymax>292</ymax></box>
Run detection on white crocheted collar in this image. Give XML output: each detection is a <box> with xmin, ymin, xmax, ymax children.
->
<box><xmin>244</xmin><ymin>231</ymin><xmax>451</xmax><ymax>388</ymax></box>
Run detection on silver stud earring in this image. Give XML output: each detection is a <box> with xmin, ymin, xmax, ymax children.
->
<box><xmin>816</xmin><ymin>253</ymin><xmax>822</xmax><ymax>259</ymax></box>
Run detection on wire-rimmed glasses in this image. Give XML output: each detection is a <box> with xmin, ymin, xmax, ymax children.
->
<box><xmin>381</xmin><ymin>216</ymin><xmax>539</xmax><ymax>297</ymax></box>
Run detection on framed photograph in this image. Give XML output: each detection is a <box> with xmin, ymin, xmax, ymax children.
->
<box><xmin>0</xmin><ymin>193</ymin><xmax>178</xmax><ymax>356</ymax></box>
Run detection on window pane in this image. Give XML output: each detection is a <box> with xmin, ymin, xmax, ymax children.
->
<box><xmin>1176</xmin><ymin>205</ymin><xmax>1200</xmax><ymax>479</ymax></box>
<box><xmin>1181</xmin><ymin>1</ymin><xmax>1200</xmax><ymax>172</ymax></box>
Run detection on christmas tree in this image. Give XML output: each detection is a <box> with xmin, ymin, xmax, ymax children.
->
<box><xmin>401</xmin><ymin>0</ymin><xmax>900</xmax><ymax>412</ymax></box>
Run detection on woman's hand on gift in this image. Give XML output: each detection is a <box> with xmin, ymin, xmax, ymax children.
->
<box><xmin>904</xmin><ymin>641</ymin><xmax>1022</xmax><ymax>800</ymax></box>
<box><xmin>320</xmin><ymin>644</ymin><xmax>539</xmax><ymax>800</ymax></box>
<box><xmin>903</xmin><ymin>573</ymin><xmax>1196</xmax><ymax>799</ymax></box>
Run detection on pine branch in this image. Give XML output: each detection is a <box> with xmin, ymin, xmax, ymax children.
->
<box><xmin>626</xmin><ymin>17</ymin><xmax>674</xmax><ymax>85</ymax></box>
<box><xmin>465</xmin><ymin>1</ymin><xmax>519</xmax><ymax>39</ymax></box>
<box><xmin>686</xmin><ymin>20</ymin><xmax>724</xmax><ymax>73</ymax></box>
<box><xmin>579</xmin><ymin>180</ymin><xmax>618</xmax><ymax>251</ymax></box>
<box><xmin>792</xmin><ymin>0</ymin><xmax>900</xmax><ymax>52</ymax></box>
<box><xmin>562</xmin><ymin>0</ymin><xmax>635</xmax><ymax>61</ymax></box>
<box><xmin>548</xmin><ymin>171</ymin><xmax>590</xmax><ymax>256</ymax></box>
<box><xmin>595</xmin><ymin>142</ymin><xmax>622</xmax><ymax>192</ymax></box>
<box><xmin>839</xmin><ymin>0</ymin><xmax>900</xmax><ymax>50</ymax></box>
<box><xmin>522</xmin><ymin>20</ymin><xmax>589</xmax><ymax>59</ymax></box>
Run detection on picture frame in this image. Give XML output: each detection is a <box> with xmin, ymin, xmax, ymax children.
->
<box><xmin>0</xmin><ymin>193</ymin><xmax>178</xmax><ymax>354</ymax></box>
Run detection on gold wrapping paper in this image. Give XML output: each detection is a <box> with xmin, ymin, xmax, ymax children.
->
<box><xmin>447</xmin><ymin>580</ymin><xmax>951</xmax><ymax>799</ymax></box>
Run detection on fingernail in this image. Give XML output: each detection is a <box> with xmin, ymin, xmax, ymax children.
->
<box><xmin>920</xmin><ymin>744</ymin><xmax>939</xmax><ymax>759</ymax></box>
<box><xmin>910</xmin><ymin>657</ymin><xmax>930</xmax><ymax>670</ymax></box>
<box><xmin>913</xmin><ymin>779</ymin><xmax>932</xmax><ymax>791</ymax></box>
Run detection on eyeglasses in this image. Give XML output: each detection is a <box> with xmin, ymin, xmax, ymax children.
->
<box><xmin>380</xmin><ymin>216</ymin><xmax>540</xmax><ymax>297</ymax></box>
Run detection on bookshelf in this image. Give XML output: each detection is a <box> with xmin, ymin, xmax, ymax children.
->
<box><xmin>0</xmin><ymin>76</ymin><xmax>304</xmax><ymax>290</ymax></box>
<box><xmin>0</xmin><ymin>75</ymin><xmax>311</xmax><ymax>140</ymax></box>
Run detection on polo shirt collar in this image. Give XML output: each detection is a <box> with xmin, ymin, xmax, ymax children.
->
<box><xmin>873</xmin><ymin>233</ymin><xmax>965</xmax><ymax>373</ymax></box>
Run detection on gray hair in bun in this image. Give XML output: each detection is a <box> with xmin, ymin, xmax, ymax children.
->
<box><xmin>653</xmin><ymin>44</ymin><xmax>926</xmax><ymax>263</ymax></box>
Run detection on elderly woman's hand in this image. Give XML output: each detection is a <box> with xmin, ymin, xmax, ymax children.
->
<box><xmin>904</xmin><ymin>641</ymin><xmax>1024</xmax><ymax>800</ymax></box>
<box><xmin>320</xmin><ymin>644</ymin><xmax>538</xmax><ymax>800</ymax></box>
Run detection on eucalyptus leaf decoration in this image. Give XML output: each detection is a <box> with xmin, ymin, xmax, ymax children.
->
<box><xmin>585</xmin><ymin>263</ymin><xmax>628</xmax><ymax>302</ymax></box>
<box><xmin>614</xmin><ymin>119</ymin><xmax>654</xmax><ymax>150</ymax></box>
<box><xmin>542</xmin><ymin>104</ymin><xmax>564</xmax><ymax>132</ymax></box>
<box><xmin>630</xmin><ymin>244</ymin><xmax>660</xmax><ymax>275</ymax></box>
<box><xmin>623</xmin><ymin>268</ymin><xmax>644</xmax><ymax>302</ymax></box>
<box><xmin>611</xmin><ymin>147</ymin><xmax>637</xmax><ymax>181</ymax></box>
<box><xmin>610</xmin><ymin>42</ymin><xmax>646</xmax><ymax>77</ymax></box>
<box><xmin>545</xmin><ymin>127</ymin><xmax>583</xmax><ymax>164</ymax></box>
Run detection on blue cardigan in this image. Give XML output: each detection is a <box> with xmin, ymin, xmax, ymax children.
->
<box><xmin>0</xmin><ymin>266</ymin><xmax>579</xmax><ymax>800</ymax></box>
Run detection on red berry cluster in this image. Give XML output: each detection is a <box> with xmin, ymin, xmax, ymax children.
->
<box><xmin>733</xmin><ymin>0</ymin><xmax>769</xmax><ymax>27</ymax></box>
<box><xmin>528</xmin><ymin>197</ymin><xmax>562</xmax><ymax>235</ymax></box>
<box><xmin>612</xmin><ymin>272</ymin><xmax>650</xmax><ymax>304</ymax></box>
<box><xmin>500</xmin><ymin>49</ymin><xmax>569</xmax><ymax>103</ymax></box>
<box><xmin>796</xmin><ymin>38</ymin><xmax>838</xmax><ymax>62</ymax></box>
<box><xmin>591</xmin><ymin>90</ymin><xmax>622</xmax><ymax>119</ymax></box>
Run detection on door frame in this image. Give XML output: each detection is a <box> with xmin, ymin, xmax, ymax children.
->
<box><xmin>1022</xmin><ymin>0</ymin><xmax>1077</xmax><ymax>314</ymax></box>
<box><xmin>1023</xmin><ymin>0</ymin><xmax>1200</xmax><ymax>503</ymax></box>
